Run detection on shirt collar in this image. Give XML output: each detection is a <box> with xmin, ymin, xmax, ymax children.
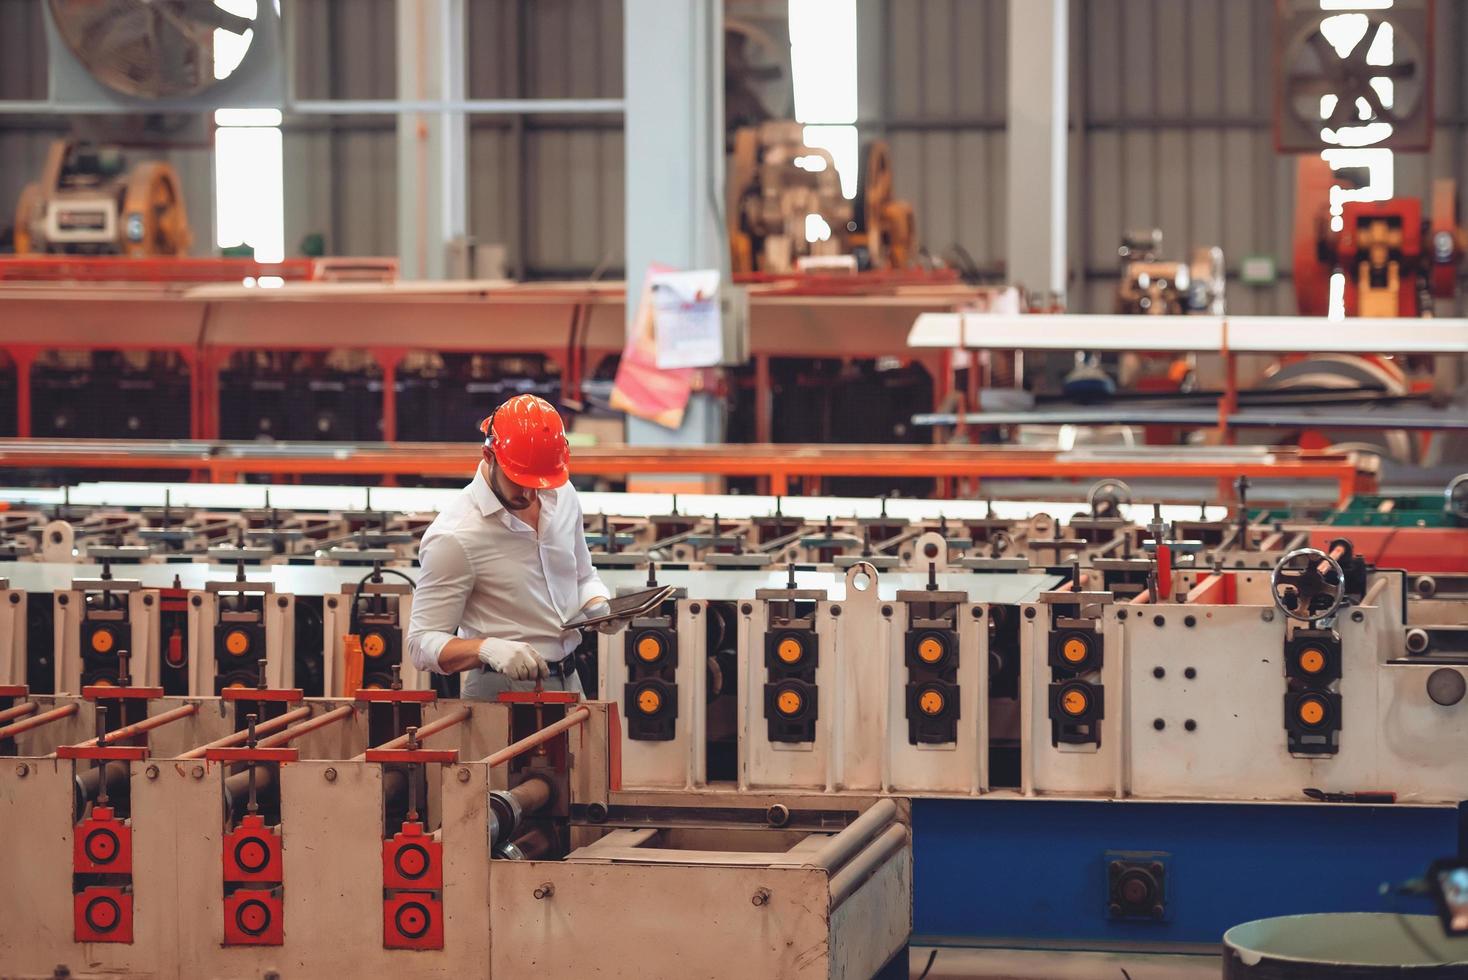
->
<box><xmin>469</xmin><ymin>464</ymin><xmax>559</xmax><ymax>523</ymax></box>
<box><xmin>469</xmin><ymin>465</ymin><xmax>503</xmax><ymax>519</ymax></box>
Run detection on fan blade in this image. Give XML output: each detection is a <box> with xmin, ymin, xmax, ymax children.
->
<box><xmin>1349</xmin><ymin>18</ymin><xmax>1385</xmax><ymax>68</ymax></box>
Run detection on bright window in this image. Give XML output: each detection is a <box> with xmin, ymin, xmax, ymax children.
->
<box><xmin>788</xmin><ymin>0</ymin><xmax>859</xmax><ymax>210</ymax></box>
<box><xmin>1317</xmin><ymin>2</ymin><xmax>1396</xmax><ymax>317</ymax></box>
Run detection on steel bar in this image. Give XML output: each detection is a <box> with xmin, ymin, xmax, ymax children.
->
<box><xmin>828</xmin><ymin>823</ymin><xmax>910</xmax><ymax>910</ymax></box>
<box><xmin>177</xmin><ymin>705</ymin><xmax>313</xmax><ymax>760</ymax></box>
<box><xmin>0</xmin><ymin>702</ymin><xmax>79</xmax><ymax>740</ymax></box>
<box><xmin>0</xmin><ymin>701</ymin><xmax>38</xmax><ymax>725</ymax></box>
<box><xmin>480</xmin><ymin>708</ymin><xmax>590</xmax><ymax>767</ymax></box>
<box><xmin>352</xmin><ymin>705</ymin><xmax>473</xmax><ymax>761</ymax></box>
<box><xmin>256</xmin><ymin>704</ymin><xmax>356</xmax><ymax>748</ymax></box>
<box><xmin>807</xmin><ymin>798</ymin><xmax>900</xmax><ymax>873</ymax></box>
<box><xmin>74</xmin><ymin>703</ymin><xmax>199</xmax><ymax>747</ymax></box>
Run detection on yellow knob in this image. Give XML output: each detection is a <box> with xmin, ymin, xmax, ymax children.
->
<box><xmin>90</xmin><ymin>629</ymin><xmax>115</xmax><ymax>654</ymax></box>
<box><xmin>636</xmin><ymin>635</ymin><xmax>664</xmax><ymax>662</ymax></box>
<box><xmin>1061</xmin><ymin>688</ymin><xmax>1089</xmax><ymax>717</ymax></box>
<box><xmin>637</xmin><ymin>688</ymin><xmax>662</xmax><ymax>715</ymax></box>
<box><xmin>919</xmin><ymin>690</ymin><xmax>945</xmax><ymax>716</ymax></box>
<box><xmin>1062</xmin><ymin>637</ymin><xmax>1089</xmax><ymax>664</ymax></box>
<box><xmin>918</xmin><ymin>636</ymin><xmax>946</xmax><ymax>664</ymax></box>
<box><xmin>777</xmin><ymin>637</ymin><xmax>805</xmax><ymax>665</ymax></box>
<box><xmin>776</xmin><ymin>689</ymin><xmax>804</xmax><ymax>716</ymax></box>
<box><xmin>1298</xmin><ymin>648</ymin><xmax>1325</xmax><ymax>674</ymax></box>
<box><xmin>224</xmin><ymin>630</ymin><xmax>251</xmax><ymax>656</ymax></box>
<box><xmin>1298</xmin><ymin>697</ymin><xmax>1325</xmax><ymax>726</ymax></box>
<box><xmin>362</xmin><ymin>632</ymin><xmax>387</xmax><ymax>658</ymax></box>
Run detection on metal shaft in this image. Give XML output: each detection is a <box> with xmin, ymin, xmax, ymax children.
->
<box><xmin>0</xmin><ymin>702</ymin><xmax>80</xmax><ymax>741</ymax></box>
<box><xmin>480</xmin><ymin>708</ymin><xmax>590</xmax><ymax>767</ymax></box>
<box><xmin>0</xmin><ymin>701</ymin><xmax>38</xmax><ymax>725</ymax></box>
<box><xmin>76</xmin><ymin>702</ymin><xmax>198</xmax><ymax>747</ymax></box>
<box><xmin>256</xmin><ymin>704</ymin><xmax>355</xmax><ymax>748</ymax></box>
<box><xmin>178</xmin><ymin>706</ymin><xmax>312</xmax><ymax>760</ymax></box>
<box><xmin>245</xmin><ymin>713</ymin><xmax>259</xmax><ymax>815</ymax></box>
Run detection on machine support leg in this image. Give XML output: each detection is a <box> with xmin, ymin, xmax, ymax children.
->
<box><xmin>12</xmin><ymin>347</ymin><xmax>35</xmax><ymax>439</ymax></box>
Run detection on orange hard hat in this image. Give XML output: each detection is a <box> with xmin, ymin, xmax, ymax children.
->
<box><xmin>479</xmin><ymin>394</ymin><xmax>570</xmax><ymax>489</ymax></box>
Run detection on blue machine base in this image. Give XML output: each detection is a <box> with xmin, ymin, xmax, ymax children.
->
<box><xmin>912</xmin><ymin>797</ymin><xmax>1463</xmax><ymax>946</ymax></box>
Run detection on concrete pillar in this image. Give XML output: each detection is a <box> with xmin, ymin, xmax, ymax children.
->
<box><xmin>1006</xmin><ymin>0</ymin><xmax>1068</xmax><ymax>301</ymax></box>
<box><xmin>396</xmin><ymin>0</ymin><xmax>467</xmax><ymax>280</ymax></box>
<box><xmin>624</xmin><ymin>0</ymin><xmax>727</xmax><ymax>484</ymax></box>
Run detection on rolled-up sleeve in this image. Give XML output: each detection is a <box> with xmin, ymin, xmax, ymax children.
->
<box><xmin>572</xmin><ymin>496</ymin><xmax>611</xmax><ymax>609</ymax></box>
<box><xmin>406</xmin><ymin>532</ymin><xmax>474</xmax><ymax>674</ymax></box>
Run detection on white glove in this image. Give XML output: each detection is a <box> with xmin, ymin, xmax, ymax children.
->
<box><xmin>581</xmin><ymin>599</ymin><xmax>630</xmax><ymax>636</ymax></box>
<box><xmin>477</xmin><ymin>638</ymin><xmax>547</xmax><ymax>680</ymax></box>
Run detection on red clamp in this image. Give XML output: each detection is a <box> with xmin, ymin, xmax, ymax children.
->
<box><xmin>356</xmin><ymin>689</ymin><xmax>436</xmax><ymax>703</ymax></box>
<box><xmin>224</xmin><ymin>813</ymin><xmax>283</xmax><ymax>883</ymax></box>
<box><xmin>222</xmin><ymin>687</ymin><xmax>305</xmax><ymax>703</ymax></box>
<box><xmin>223</xmin><ymin>812</ymin><xmax>285</xmax><ymax>946</ymax></box>
<box><xmin>75</xmin><ymin>885</ymin><xmax>133</xmax><ymax>944</ymax></box>
<box><xmin>384</xmin><ymin>821</ymin><xmax>442</xmax><ymax>890</ymax></box>
<box><xmin>383</xmin><ymin>821</ymin><xmax>444</xmax><ymax>950</ymax></box>
<box><xmin>82</xmin><ymin>685</ymin><xmax>164</xmax><ymax>701</ymax></box>
<box><xmin>224</xmin><ymin>888</ymin><xmax>284</xmax><ymax>946</ymax></box>
<box><xmin>497</xmin><ymin>690</ymin><xmax>579</xmax><ymax>705</ymax></box>
<box><xmin>383</xmin><ymin>892</ymin><xmax>443</xmax><ymax>951</ymax></box>
<box><xmin>75</xmin><ymin>805</ymin><xmax>132</xmax><ymax>875</ymax></box>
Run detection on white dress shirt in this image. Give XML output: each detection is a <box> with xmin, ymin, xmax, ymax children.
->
<box><xmin>406</xmin><ymin>467</ymin><xmax>610</xmax><ymax>673</ymax></box>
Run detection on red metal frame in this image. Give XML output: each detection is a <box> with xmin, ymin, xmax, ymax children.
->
<box><xmin>0</xmin><ymin>441</ymin><xmax>1377</xmax><ymax>504</ymax></box>
<box><xmin>221</xmin><ymin>688</ymin><xmax>304</xmax><ymax>703</ymax></box>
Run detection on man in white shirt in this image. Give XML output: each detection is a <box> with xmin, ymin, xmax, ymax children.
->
<box><xmin>406</xmin><ymin>394</ymin><xmax>623</xmax><ymax>699</ymax></box>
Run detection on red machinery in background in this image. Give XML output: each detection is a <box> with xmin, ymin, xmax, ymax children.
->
<box><xmin>1294</xmin><ymin>156</ymin><xmax>1466</xmax><ymax>318</ymax></box>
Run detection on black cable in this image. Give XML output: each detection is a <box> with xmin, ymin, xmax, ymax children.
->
<box><xmin>914</xmin><ymin>948</ymin><xmax>937</xmax><ymax>980</ymax></box>
<box><xmin>1394</xmin><ymin>911</ymin><xmax>1452</xmax><ymax>965</ymax></box>
<box><xmin>347</xmin><ymin>566</ymin><xmax>417</xmax><ymax>640</ymax></box>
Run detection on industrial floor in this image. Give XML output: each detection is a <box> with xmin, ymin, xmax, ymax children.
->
<box><xmin>908</xmin><ymin>946</ymin><xmax>1217</xmax><ymax>979</ymax></box>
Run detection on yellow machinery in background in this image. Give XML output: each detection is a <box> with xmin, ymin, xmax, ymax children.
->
<box><xmin>14</xmin><ymin>139</ymin><xmax>192</xmax><ymax>257</ymax></box>
<box><xmin>728</xmin><ymin>121</ymin><xmax>915</xmax><ymax>275</ymax></box>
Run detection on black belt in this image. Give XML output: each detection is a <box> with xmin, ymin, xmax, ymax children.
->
<box><xmin>483</xmin><ymin>657</ymin><xmax>578</xmax><ymax>679</ymax></box>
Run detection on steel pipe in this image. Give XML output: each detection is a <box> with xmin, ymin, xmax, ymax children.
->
<box><xmin>828</xmin><ymin>823</ymin><xmax>909</xmax><ymax>910</ymax></box>
<box><xmin>75</xmin><ymin>762</ymin><xmax>131</xmax><ymax>811</ymax></box>
<box><xmin>224</xmin><ymin>763</ymin><xmax>279</xmax><ymax>814</ymax></box>
<box><xmin>481</xmin><ymin>707</ymin><xmax>590</xmax><ymax>768</ymax></box>
<box><xmin>0</xmin><ymin>702</ymin><xmax>79</xmax><ymax>741</ymax></box>
<box><xmin>352</xmin><ymin>705</ymin><xmax>473</xmax><ymax>761</ymax></box>
<box><xmin>0</xmin><ymin>701</ymin><xmax>38</xmax><ymax>725</ymax></box>
<box><xmin>257</xmin><ymin>704</ymin><xmax>355</xmax><ymax>748</ymax></box>
<box><xmin>807</xmin><ymin>798</ymin><xmax>900</xmax><ymax>873</ymax></box>
<box><xmin>75</xmin><ymin>703</ymin><xmax>198</xmax><ymax>747</ymax></box>
<box><xmin>177</xmin><ymin>706</ymin><xmax>314</xmax><ymax>760</ymax></box>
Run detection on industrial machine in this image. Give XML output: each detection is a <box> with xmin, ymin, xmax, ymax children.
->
<box><xmin>13</xmin><ymin>139</ymin><xmax>192</xmax><ymax>257</ymax></box>
<box><xmin>728</xmin><ymin>122</ymin><xmax>916</xmax><ymax>274</ymax></box>
<box><xmin>0</xmin><ymin>679</ymin><xmax>910</xmax><ymax>977</ymax></box>
<box><xmin>0</xmin><ymin>475</ymin><xmax>1464</xmax><ymax>971</ymax></box>
<box><xmin>1114</xmin><ymin>228</ymin><xmax>1225</xmax><ymax>316</ymax></box>
<box><xmin>1294</xmin><ymin>156</ymin><xmax>1466</xmax><ymax>318</ymax></box>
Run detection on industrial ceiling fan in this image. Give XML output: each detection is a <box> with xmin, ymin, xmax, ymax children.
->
<box><xmin>47</xmin><ymin>0</ymin><xmax>259</xmax><ymax>100</ymax></box>
<box><xmin>1273</xmin><ymin>0</ymin><xmax>1434</xmax><ymax>152</ymax></box>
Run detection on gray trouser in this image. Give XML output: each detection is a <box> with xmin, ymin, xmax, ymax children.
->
<box><xmin>460</xmin><ymin>665</ymin><xmax>583</xmax><ymax>701</ymax></box>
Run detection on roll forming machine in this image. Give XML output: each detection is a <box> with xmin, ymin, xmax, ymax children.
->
<box><xmin>0</xmin><ymin>475</ymin><xmax>1465</xmax><ymax>971</ymax></box>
